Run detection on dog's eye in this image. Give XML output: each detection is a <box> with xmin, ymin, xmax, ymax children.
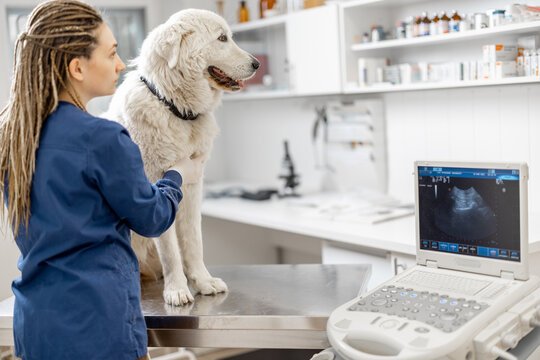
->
<box><xmin>218</xmin><ymin>34</ymin><xmax>227</xmax><ymax>42</ymax></box>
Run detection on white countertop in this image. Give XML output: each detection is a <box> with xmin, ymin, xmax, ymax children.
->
<box><xmin>204</xmin><ymin>196</ymin><xmax>417</xmax><ymax>255</ymax></box>
<box><xmin>202</xmin><ymin>196</ymin><xmax>540</xmax><ymax>256</ymax></box>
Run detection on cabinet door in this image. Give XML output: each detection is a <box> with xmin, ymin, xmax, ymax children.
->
<box><xmin>286</xmin><ymin>4</ymin><xmax>341</xmax><ymax>95</ymax></box>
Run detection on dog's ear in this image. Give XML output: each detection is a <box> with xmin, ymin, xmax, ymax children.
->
<box><xmin>154</xmin><ymin>23</ymin><xmax>192</xmax><ymax>69</ymax></box>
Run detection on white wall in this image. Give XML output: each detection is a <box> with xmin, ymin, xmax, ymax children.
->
<box><xmin>214</xmin><ymin>84</ymin><xmax>540</xmax><ymax>210</ymax></box>
<box><xmin>385</xmin><ymin>85</ymin><xmax>540</xmax><ymax>210</ymax></box>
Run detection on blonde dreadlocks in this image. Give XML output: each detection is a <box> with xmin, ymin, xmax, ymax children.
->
<box><xmin>0</xmin><ymin>0</ymin><xmax>103</xmax><ymax>235</ymax></box>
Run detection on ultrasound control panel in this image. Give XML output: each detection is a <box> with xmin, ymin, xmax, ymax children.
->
<box><xmin>347</xmin><ymin>285</ymin><xmax>488</xmax><ymax>333</ymax></box>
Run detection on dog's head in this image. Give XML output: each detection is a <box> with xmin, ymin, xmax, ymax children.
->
<box><xmin>139</xmin><ymin>9</ymin><xmax>259</xmax><ymax>94</ymax></box>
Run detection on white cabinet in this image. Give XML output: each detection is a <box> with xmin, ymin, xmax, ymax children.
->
<box><xmin>286</xmin><ymin>4</ymin><xmax>341</xmax><ymax>95</ymax></box>
<box><xmin>339</xmin><ymin>0</ymin><xmax>540</xmax><ymax>94</ymax></box>
<box><xmin>226</xmin><ymin>4</ymin><xmax>342</xmax><ymax>100</ymax></box>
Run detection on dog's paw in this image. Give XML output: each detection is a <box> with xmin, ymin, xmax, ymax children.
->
<box><xmin>193</xmin><ymin>277</ymin><xmax>228</xmax><ymax>295</ymax></box>
<box><xmin>163</xmin><ymin>288</ymin><xmax>194</xmax><ymax>306</ymax></box>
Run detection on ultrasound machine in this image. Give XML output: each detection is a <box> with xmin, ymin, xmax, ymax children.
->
<box><xmin>314</xmin><ymin>161</ymin><xmax>540</xmax><ymax>360</ymax></box>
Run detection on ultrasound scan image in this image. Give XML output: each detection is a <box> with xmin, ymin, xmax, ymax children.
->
<box><xmin>434</xmin><ymin>186</ymin><xmax>496</xmax><ymax>242</ymax></box>
<box><xmin>418</xmin><ymin>173</ymin><xmax>520</xmax><ymax>251</ymax></box>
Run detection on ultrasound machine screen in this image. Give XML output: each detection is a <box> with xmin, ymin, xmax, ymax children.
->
<box><xmin>418</xmin><ymin>166</ymin><xmax>521</xmax><ymax>262</ymax></box>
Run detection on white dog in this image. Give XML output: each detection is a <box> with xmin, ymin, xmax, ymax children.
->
<box><xmin>104</xmin><ymin>9</ymin><xmax>259</xmax><ymax>305</ymax></box>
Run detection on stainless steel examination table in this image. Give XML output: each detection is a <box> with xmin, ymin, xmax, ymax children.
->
<box><xmin>0</xmin><ymin>264</ymin><xmax>370</xmax><ymax>349</ymax></box>
<box><xmin>142</xmin><ymin>264</ymin><xmax>370</xmax><ymax>349</ymax></box>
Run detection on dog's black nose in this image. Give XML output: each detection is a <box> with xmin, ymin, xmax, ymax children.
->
<box><xmin>252</xmin><ymin>58</ymin><xmax>260</xmax><ymax>70</ymax></box>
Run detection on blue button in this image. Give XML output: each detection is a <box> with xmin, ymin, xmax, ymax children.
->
<box><xmin>449</xmin><ymin>244</ymin><xmax>459</xmax><ymax>253</ymax></box>
<box><xmin>439</xmin><ymin>243</ymin><xmax>449</xmax><ymax>251</ymax></box>
<box><xmin>401</xmin><ymin>292</ymin><xmax>407</xmax><ymax>296</ymax></box>
<box><xmin>410</xmin><ymin>294</ymin><xmax>417</xmax><ymax>298</ymax></box>
<box><xmin>440</xmin><ymin>299</ymin><xmax>447</xmax><ymax>304</ymax></box>
<box><xmin>478</xmin><ymin>247</ymin><xmax>489</xmax><ymax>257</ymax></box>
<box><xmin>432</xmin><ymin>242</ymin><xmax>438</xmax><ymax>249</ymax></box>
<box><xmin>450</xmin><ymin>301</ymin><xmax>457</xmax><ymax>306</ymax></box>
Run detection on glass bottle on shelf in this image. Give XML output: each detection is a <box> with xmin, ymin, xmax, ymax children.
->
<box><xmin>405</xmin><ymin>16</ymin><xmax>414</xmax><ymax>38</ymax></box>
<box><xmin>260</xmin><ymin>0</ymin><xmax>266</xmax><ymax>18</ymax></box>
<box><xmin>439</xmin><ymin>11</ymin><xmax>450</xmax><ymax>34</ymax></box>
<box><xmin>259</xmin><ymin>0</ymin><xmax>275</xmax><ymax>18</ymax></box>
<box><xmin>430</xmin><ymin>13</ymin><xmax>439</xmax><ymax>36</ymax></box>
<box><xmin>420</xmin><ymin>12</ymin><xmax>431</xmax><ymax>36</ymax></box>
<box><xmin>216</xmin><ymin>1</ymin><xmax>224</xmax><ymax>17</ymax></box>
<box><xmin>413</xmin><ymin>16</ymin><xmax>421</xmax><ymax>37</ymax></box>
<box><xmin>449</xmin><ymin>10</ymin><xmax>461</xmax><ymax>33</ymax></box>
<box><xmin>239</xmin><ymin>1</ymin><xmax>249</xmax><ymax>23</ymax></box>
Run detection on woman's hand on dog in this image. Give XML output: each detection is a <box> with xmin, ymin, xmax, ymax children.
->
<box><xmin>168</xmin><ymin>154</ymin><xmax>206</xmax><ymax>185</ymax></box>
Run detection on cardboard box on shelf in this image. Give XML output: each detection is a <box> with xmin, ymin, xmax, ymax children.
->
<box><xmin>482</xmin><ymin>44</ymin><xmax>518</xmax><ymax>63</ymax></box>
<box><xmin>495</xmin><ymin>61</ymin><xmax>518</xmax><ymax>79</ymax></box>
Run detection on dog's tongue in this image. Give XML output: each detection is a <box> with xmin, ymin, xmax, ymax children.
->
<box><xmin>238</xmin><ymin>80</ymin><xmax>244</xmax><ymax>88</ymax></box>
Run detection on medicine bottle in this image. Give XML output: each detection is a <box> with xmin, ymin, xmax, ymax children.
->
<box><xmin>430</xmin><ymin>13</ymin><xmax>439</xmax><ymax>36</ymax></box>
<box><xmin>405</xmin><ymin>16</ymin><xmax>414</xmax><ymax>38</ymax></box>
<box><xmin>413</xmin><ymin>16</ymin><xmax>421</xmax><ymax>37</ymax></box>
<box><xmin>239</xmin><ymin>1</ymin><xmax>249</xmax><ymax>23</ymax></box>
<box><xmin>371</xmin><ymin>25</ymin><xmax>381</xmax><ymax>42</ymax></box>
<box><xmin>259</xmin><ymin>0</ymin><xmax>275</xmax><ymax>19</ymax></box>
<box><xmin>216</xmin><ymin>1</ymin><xmax>224</xmax><ymax>17</ymax></box>
<box><xmin>524</xmin><ymin>50</ymin><xmax>531</xmax><ymax>77</ymax></box>
<box><xmin>420</xmin><ymin>12</ymin><xmax>430</xmax><ymax>36</ymax></box>
<box><xmin>449</xmin><ymin>10</ymin><xmax>461</xmax><ymax>32</ymax></box>
<box><xmin>530</xmin><ymin>49</ymin><xmax>538</xmax><ymax>77</ymax></box>
<box><xmin>439</xmin><ymin>11</ymin><xmax>450</xmax><ymax>34</ymax></box>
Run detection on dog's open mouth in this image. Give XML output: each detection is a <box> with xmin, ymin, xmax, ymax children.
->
<box><xmin>208</xmin><ymin>66</ymin><xmax>244</xmax><ymax>91</ymax></box>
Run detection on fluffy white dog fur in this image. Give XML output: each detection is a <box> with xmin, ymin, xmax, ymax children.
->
<box><xmin>103</xmin><ymin>9</ymin><xmax>258</xmax><ymax>305</ymax></box>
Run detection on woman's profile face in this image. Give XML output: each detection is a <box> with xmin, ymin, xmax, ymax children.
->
<box><xmin>79</xmin><ymin>23</ymin><xmax>126</xmax><ymax>99</ymax></box>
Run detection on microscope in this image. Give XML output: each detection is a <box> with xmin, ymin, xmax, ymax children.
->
<box><xmin>278</xmin><ymin>140</ymin><xmax>300</xmax><ymax>197</ymax></box>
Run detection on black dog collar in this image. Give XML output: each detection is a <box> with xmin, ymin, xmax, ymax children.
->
<box><xmin>140</xmin><ymin>76</ymin><xmax>199</xmax><ymax>121</ymax></box>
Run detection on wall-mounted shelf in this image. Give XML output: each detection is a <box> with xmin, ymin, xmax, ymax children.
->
<box><xmin>223</xmin><ymin>88</ymin><xmax>343</xmax><ymax>101</ymax></box>
<box><xmin>351</xmin><ymin>21</ymin><xmax>540</xmax><ymax>52</ymax></box>
<box><xmin>341</xmin><ymin>0</ymin><xmax>430</xmax><ymax>9</ymax></box>
<box><xmin>230</xmin><ymin>14</ymin><xmax>287</xmax><ymax>33</ymax></box>
<box><xmin>344</xmin><ymin>77</ymin><xmax>540</xmax><ymax>94</ymax></box>
<box><xmin>224</xmin><ymin>89</ymin><xmax>291</xmax><ymax>101</ymax></box>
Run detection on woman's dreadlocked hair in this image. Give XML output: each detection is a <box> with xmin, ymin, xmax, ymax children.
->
<box><xmin>0</xmin><ymin>0</ymin><xmax>103</xmax><ymax>236</ymax></box>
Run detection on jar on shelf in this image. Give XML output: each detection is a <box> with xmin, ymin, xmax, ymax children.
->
<box><xmin>474</xmin><ymin>12</ymin><xmax>488</xmax><ymax>30</ymax></box>
<box><xmin>488</xmin><ymin>9</ymin><xmax>505</xmax><ymax>27</ymax></box>
<box><xmin>362</xmin><ymin>32</ymin><xmax>370</xmax><ymax>43</ymax></box>
<box><xmin>396</xmin><ymin>21</ymin><xmax>406</xmax><ymax>39</ymax></box>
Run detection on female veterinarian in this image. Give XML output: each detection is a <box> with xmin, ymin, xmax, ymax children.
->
<box><xmin>0</xmin><ymin>1</ymin><xmax>204</xmax><ymax>359</ymax></box>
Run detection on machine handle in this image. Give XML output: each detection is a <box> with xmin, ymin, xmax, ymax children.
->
<box><xmin>334</xmin><ymin>330</ymin><xmax>428</xmax><ymax>360</ymax></box>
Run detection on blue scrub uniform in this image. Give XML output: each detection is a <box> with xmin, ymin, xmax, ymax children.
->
<box><xmin>8</xmin><ymin>102</ymin><xmax>183</xmax><ymax>360</ymax></box>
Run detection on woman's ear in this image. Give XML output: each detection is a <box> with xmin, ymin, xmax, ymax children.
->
<box><xmin>67</xmin><ymin>57</ymin><xmax>84</xmax><ymax>82</ymax></box>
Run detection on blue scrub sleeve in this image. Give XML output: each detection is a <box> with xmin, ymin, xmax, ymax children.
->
<box><xmin>88</xmin><ymin>120</ymin><xmax>183</xmax><ymax>237</ymax></box>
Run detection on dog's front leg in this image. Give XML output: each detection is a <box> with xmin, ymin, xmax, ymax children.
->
<box><xmin>176</xmin><ymin>181</ymin><xmax>228</xmax><ymax>295</ymax></box>
<box><xmin>153</xmin><ymin>224</ymin><xmax>194</xmax><ymax>305</ymax></box>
